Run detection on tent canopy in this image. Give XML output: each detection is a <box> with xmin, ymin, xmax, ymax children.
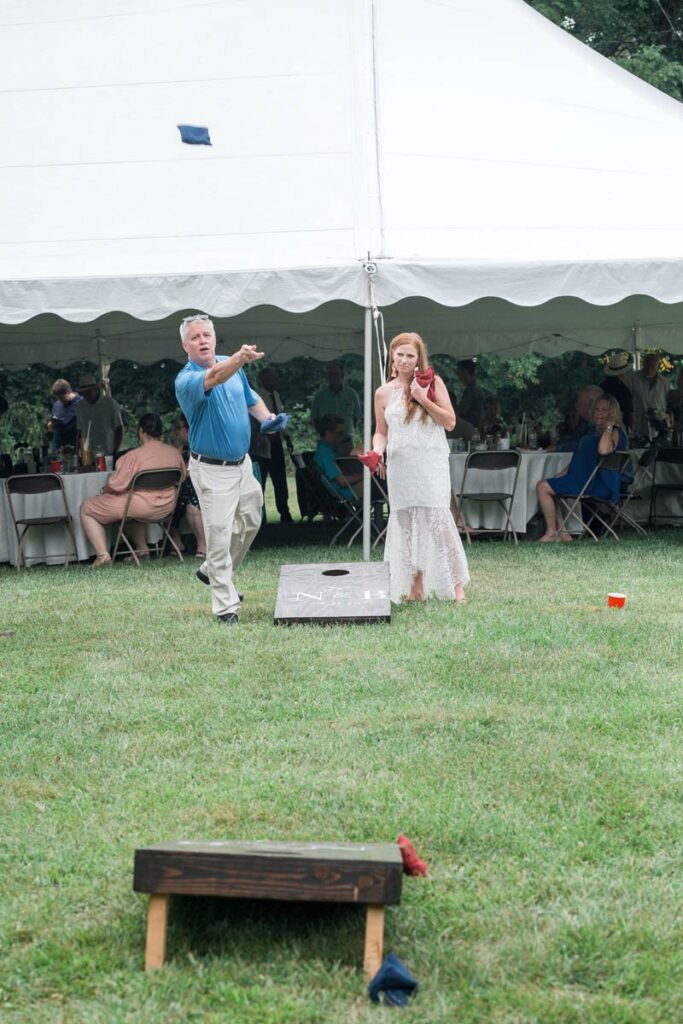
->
<box><xmin>2</xmin><ymin>0</ymin><xmax>683</xmax><ymax>367</ymax></box>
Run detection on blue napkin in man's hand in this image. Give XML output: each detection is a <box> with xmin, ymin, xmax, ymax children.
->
<box><xmin>260</xmin><ymin>413</ymin><xmax>290</xmax><ymax>434</ymax></box>
<box><xmin>368</xmin><ymin>952</ymin><xmax>418</xmax><ymax>1007</ymax></box>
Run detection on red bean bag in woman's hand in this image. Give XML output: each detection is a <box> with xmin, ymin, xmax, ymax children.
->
<box><xmin>357</xmin><ymin>450</ymin><xmax>382</xmax><ymax>473</ymax></box>
<box><xmin>414</xmin><ymin>367</ymin><xmax>436</xmax><ymax>401</ymax></box>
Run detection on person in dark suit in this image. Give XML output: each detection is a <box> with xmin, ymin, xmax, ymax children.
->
<box><xmin>255</xmin><ymin>367</ymin><xmax>293</xmax><ymax>523</ymax></box>
<box><xmin>599</xmin><ymin>352</ymin><xmax>633</xmax><ymax>433</ymax></box>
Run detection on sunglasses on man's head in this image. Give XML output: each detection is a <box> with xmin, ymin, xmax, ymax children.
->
<box><xmin>181</xmin><ymin>313</ymin><xmax>211</xmax><ymax>326</ymax></box>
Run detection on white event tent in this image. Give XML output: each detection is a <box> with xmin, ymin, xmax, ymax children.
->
<box><xmin>3</xmin><ymin>0</ymin><xmax>683</xmax><ymax>365</ymax></box>
<box><xmin>3</xmin><ymin>0</ymin><xmax>683</xmax><ymax>550</ymax></box>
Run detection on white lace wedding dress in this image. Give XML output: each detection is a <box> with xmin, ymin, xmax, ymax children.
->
<box><xmin>384</xmin><ymin>386</ymin><xmax>470</xmax><ymax>603</ymax></box>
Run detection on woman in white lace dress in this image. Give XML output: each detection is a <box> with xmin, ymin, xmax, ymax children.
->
<box><xmin>371</xmin><ymin>333</ymin><xmax>470</xmax><ymax>604</ymax></box>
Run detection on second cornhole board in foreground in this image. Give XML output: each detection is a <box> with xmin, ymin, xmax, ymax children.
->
<box><xmin>133</xmin><ymin>839</ymin><xmax>403</xmax><ymax>977</ymax></box>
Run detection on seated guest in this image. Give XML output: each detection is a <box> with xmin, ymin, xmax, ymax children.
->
<box><xmin>555</xmin><ymin>385</ymin><xmax>603</xmax><ymax>451</ymax></box>
<box><xmin>479</xmin><ymin>397</ymin><xmax>506</xmax><ymax>437</ymax></box>
<box><xmin>48</xmin><ymin>379</ymin><xmax>82</xmax><ymax>450</ymax></box>
<box><xmin>599</xmin><ymin>352</ymin><xmax>633</xmax><ymax>432</ymax></box>
<box><xmin>536</xmin><ymin>395</ymin><xmax>627</xmax><ymax>542</ymax></box>
<box><xmin>80</xmin><ymin>413</ymin><xmax>185</xmax><ymax>566</ymax></box>
<box><xmin>314</xmin><ymin>414</ymin><xmax>363</xmax><ymax>499</ymax></box>
<box><xmin>170</xmin><ymin>413</ymin><xmax>206</xmax><ymax>557</ymax></box>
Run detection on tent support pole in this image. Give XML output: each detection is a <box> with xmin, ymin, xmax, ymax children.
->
<box><xmin>362</xmin><ymin>306</ymin><xmax>372</xmax><ymax>561</ymax></box>
<box><xmin>633</xmin><ymin>320</ymin><xmax>642</xmax><ymax>371</ymax></box>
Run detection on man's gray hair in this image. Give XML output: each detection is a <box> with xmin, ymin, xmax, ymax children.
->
<box><xmin>179</xmin><ymin>315</ymin><xmax>214</xmax><ymax>343</ymax></box>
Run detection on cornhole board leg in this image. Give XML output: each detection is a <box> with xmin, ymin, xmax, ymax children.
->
<box><xmin>145</xmin><ymin>893</ymin><xmax>169</xmax><ymax>971</ymax></box>
<box><xmin>363</xmin><ymin>904</ymin><xmax>385</xmax><ymax>979</ymax></box>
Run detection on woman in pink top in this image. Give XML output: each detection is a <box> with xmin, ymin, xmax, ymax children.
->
<box><xmin>80</xmin><ymin>413</ymin><xmax>185</xmax><ymax>566</ymax></box>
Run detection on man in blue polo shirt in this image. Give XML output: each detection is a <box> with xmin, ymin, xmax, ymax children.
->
<box><xmin>175</xmin><ymin>314</ymin><xmax>278</xmax><ymax>625</ymax></box>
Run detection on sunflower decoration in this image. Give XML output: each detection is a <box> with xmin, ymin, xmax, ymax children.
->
<box><xmin>644</xmin><ymin>350</ymin><xmax>674</xmax><ymax>375</ymax></box>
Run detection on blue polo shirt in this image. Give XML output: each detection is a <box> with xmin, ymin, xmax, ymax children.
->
<box><xmin>175</xmin><ymin>357</ymin><xmax>259</xmax><ymax>461</ymax></box>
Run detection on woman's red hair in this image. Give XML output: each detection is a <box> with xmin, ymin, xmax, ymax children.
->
<box><xmin>388</xmin><ymin>332</ymin><xmax>432</xmax><ymax>424</ymax></box>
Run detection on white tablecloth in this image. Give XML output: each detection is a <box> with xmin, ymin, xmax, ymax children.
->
<box><xmin>0</xmin><ymin>471</ymin><xmax>110</xmax><ymax>565</ymax></box>
<box><xmin>449</xmin><ymin>451</ymin><xmax>572</xmax><ymax>533</ymax></box>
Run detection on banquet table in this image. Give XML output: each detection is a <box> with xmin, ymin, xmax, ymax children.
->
<box><xmin>0</xmin><ymin>470</ymin><xmax>110</xmax><ymax>566</ymax></box>
<box><xmin>449</xmin><ymin>450</ymin><xmax>572</xmax><ymax>534</ymax></box>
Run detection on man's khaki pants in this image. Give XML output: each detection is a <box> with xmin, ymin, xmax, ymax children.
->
<box><xmin>190</xmin><ymin>455</ymin><xmax>263</xmax><ymax>617</ymax></box>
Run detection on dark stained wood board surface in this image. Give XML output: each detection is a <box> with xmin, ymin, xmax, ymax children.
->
<box><xmin>134</xmin><ymin>840</ymin><xmax>403</xmax><ymax>904</ymax></box>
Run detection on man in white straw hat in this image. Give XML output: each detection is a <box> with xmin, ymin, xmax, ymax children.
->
<box><xmin>599</xmin><ymin>352</ymin><xmax>633</xmax><ymax>433</ymax></box>
<box><xmin>626</xmin><ymin>353</ymin><xmax>670</xmax><ymax>440</ymax></box>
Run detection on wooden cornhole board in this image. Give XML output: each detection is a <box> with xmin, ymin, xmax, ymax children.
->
<box><xmin>274</xmin><ymin>562</ymin><xmax>391</xmax><ymax>624</ymax></box>
<box><xmin>134</xmin><ymin>839</ymin><xmax>403</xmax><ymax>976</ymax></box>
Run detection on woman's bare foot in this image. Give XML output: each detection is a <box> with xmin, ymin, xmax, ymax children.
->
<box><xmin>91</xmin><ymin>553</ymin><xmax>112</xmax><ymax>568</ymax></box>
<box><xmin>455</xmin><ymin>583</ymin><xmax>466</xmax><ymax>604</ymax></box>
<box><xmin>538</xmin><ymin>532</ymin><xmax>558</xmax><ymax>542</ymax></box>
<box><xmin>557</xmin><ymin>531</ymin><xmax>573</xmax><ymax>542</ymax></box>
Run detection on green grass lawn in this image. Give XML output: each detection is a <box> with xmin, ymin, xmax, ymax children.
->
<box><xmin>1</xmin><ymin>529</ymin><xmax>682</xmax><ymax>1023</ymax></box>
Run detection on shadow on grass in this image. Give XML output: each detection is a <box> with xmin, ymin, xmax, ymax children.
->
<box><xmin>252</xmin><ymin>519</ymin><xmax>346</xmax><ymax>551</ymax></box>
<box><xmin>168</xmin><ymin>895</ymin><xmax>366</xmax><ymax>967</ymax></box>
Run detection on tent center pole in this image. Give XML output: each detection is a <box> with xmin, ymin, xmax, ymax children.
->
<box><xmin>633</xmin><ymin>320</ymin><xmax>642</xmax><ymax>371</ymax></box>
<box><xmin>362</xmin><ymin>306</ymin><xmax>372</xmax><ymax>561</ymax></box>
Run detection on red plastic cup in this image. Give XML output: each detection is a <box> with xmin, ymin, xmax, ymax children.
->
<box><xmin>96</xmin><ymin>454</ymin><xmax>106</xmax><ymax>471</ymax></box>
<box><xmin>608</xmin><ymin>592</ymin><xmax>626</xmax><ymax>608</ymax></box>
<box><xmin>49</xmin><ymin>458</ymin><xmax>63</xmax><ymax>472</ymax></box>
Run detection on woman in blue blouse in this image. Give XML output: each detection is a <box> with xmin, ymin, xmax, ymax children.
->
<box><xmin>536</xmin><ymin>394</ymin><xmax>627</xmax><ymax>542</ymax></box>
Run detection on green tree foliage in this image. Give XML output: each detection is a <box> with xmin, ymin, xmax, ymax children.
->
<box><xmin>527</xmin><ymin>0</ymin><xmax>683</xmax><ymax>100</ymax></box>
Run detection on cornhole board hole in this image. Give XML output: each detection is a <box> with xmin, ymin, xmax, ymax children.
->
<box><xmin>133</xmin><ymin>839</ymin><xmax>403</xmax><ymax>976</ymax></box>
<box><xmin>274</xmin><ymin>562</ymin><xmax>391</xmax><ymax>624</ymax></box>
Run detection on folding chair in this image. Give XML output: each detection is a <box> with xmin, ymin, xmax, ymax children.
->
<box><xmin>648</xmin><ymin>448</ymin><xmax>683</xmax><ymax>527</ymax></box>
<box><xmin>606</xmin><ymin>449</ymin><xmax>652</xmax><ymax>537</ymax></box>
<box><xmin>337</xmin><ymin>456</ymin><xmax>390</xmax><ymax>548</ymax></box>
<box><xmin>309</xmin><ymin>462</ymin><xmax>385</xmax><ymax>548</ymax></box>
<box><xmin>291</xmin><ymin>451</ymin><xmax>337</xmax><ymax>522</ymax></box>
<box><xmin>5</xmin><ymin>472</ymin><xmax>77</xmax><ymax>569</ymax></box>
<box><xmin>458</xmin><ymin>450</ymin><xmax>521</xmax><ymax>544</ymax></box>
<box><xmin>557</xmin><ymin>451</ymin><xmax>632</xmax><ymax>541</ymax></box>
<box><xmin>111</xmin><ymin>468</ymin><xmax>184</xmax><ymax>565</ymax></box>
